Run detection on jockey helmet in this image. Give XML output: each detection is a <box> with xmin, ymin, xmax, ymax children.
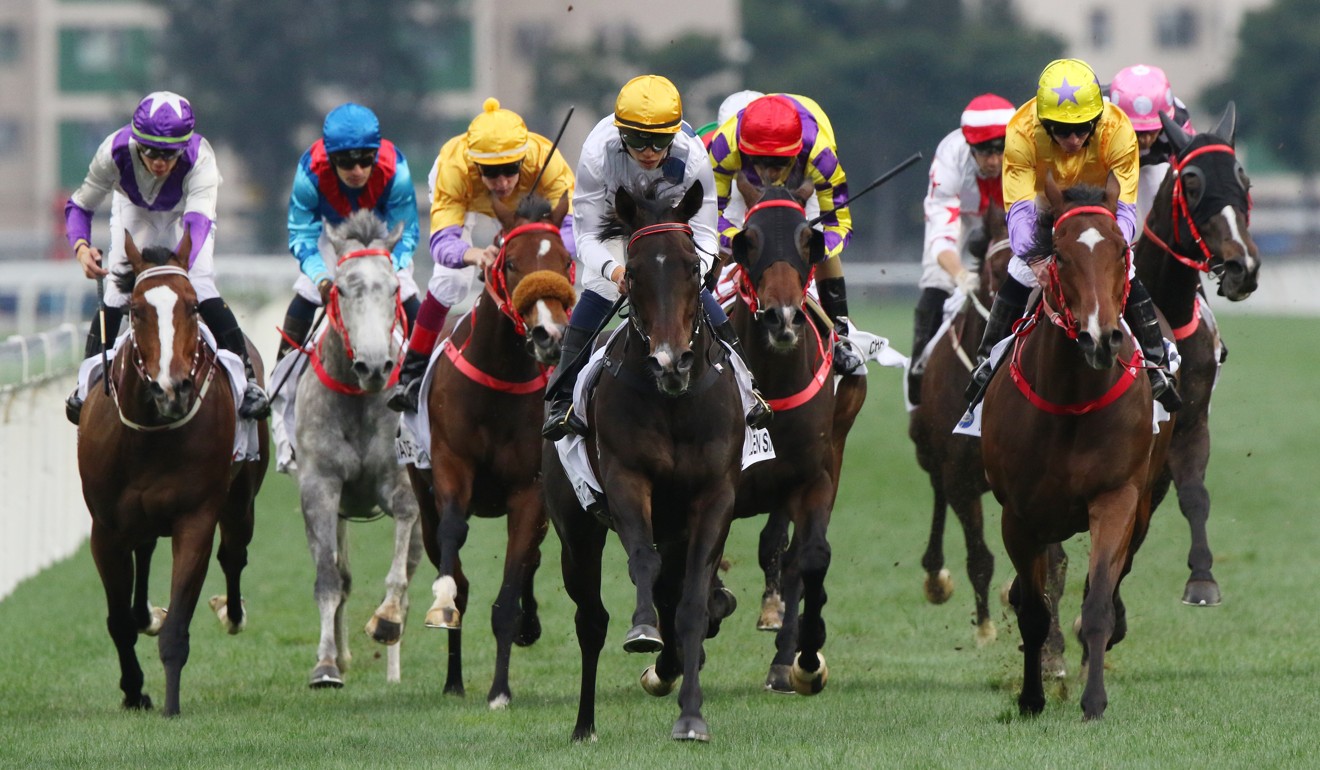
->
<box><xmin>738</xmin><ymin>95</ymin><xmax>802</xmax><ymax>157</ymax></box>
<box><xmin>322</xmin><ymin>103</ymin><xmax>382</xmax><ymax>155</ymax></box>
<box><xmin>960</xmin><ymin>93</ymin><xmax>1015</xmax><ymax>145</ymax></box>
<box><xmin>1110</xmin><ymin>64</ymin><xmax>1174</xmax><ymax>132</ymax></box>
<box><xmin>1036</xmin><ymin>58</ymin><xmax>1104</xmax><ymax>125</ymax></box>
<box><xmin>614</xmin><ymin>75</ymin><xmax>683</xmax><ymax>134</ymax></box>
<box><xmin>717</xmin><ymin>89</ymin><xmax>764</xmax><ymax>128</ymax></box>
<box><xmin>131</xmin><ymin>91</ymin><xmax>195</xmax><ymax>149</ymax></box>
<box><xmin>466</xmin><ymin>98</ymin><xmax>529</xmax><ymax>164</ymax></box>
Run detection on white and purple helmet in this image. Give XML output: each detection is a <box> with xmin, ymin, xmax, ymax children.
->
<box><xmin>131</xmin><ymin>91</ymin><xmax>195</xmax><ymax>149</ymax></box>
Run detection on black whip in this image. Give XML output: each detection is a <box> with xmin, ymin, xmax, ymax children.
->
<box><xmin>807</xmin><ymin>151</ymin><xmax>924</xmax><ymax>227</ymax></box>
<box><xmin>528</xmin><ymin>106</ymin><xmax>575</xmax><ymax>197</ymax></box>
<box><xmin>96</xmin><ymin>277</ymin><xmax>110</xmax><ymax>395</ymax></box>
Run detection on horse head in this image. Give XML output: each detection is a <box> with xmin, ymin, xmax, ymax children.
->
<box><xmin>120</xmin><ymin>230</ymin><xmax>204</xmax><ymax>419</ymax></box>
<box><xmin>731</xmin><ymin>176</ymin><xmax>820</xmax><ymax>351</ymax></box>
<box><xmin>977</xmin><ymin>200</ymin><xmax>1013</xmax><ymax>307</ymax></box>
<box><xmin>604</xmin><ymin>180</ymin><xmax>706</xmax><ymax>397</ymax></box>
<box><xmin>489</xmin><ymin>191</ymin><xmax>576</xmax><ymax>365</ymax></box>
<box><xmin>1039</xmin><ymin>174</ymin><xmax>1131</xmax><ymax>371</ymax></box>
<box><xmin>324</xmin><ymin>210</ymin><xmax>405</xmax><ymax>392</ymax></box>
<box><xmin>1157</xmin><ymin>102</ymin><xmax>1259</xmax><ymax>300</ymax></box>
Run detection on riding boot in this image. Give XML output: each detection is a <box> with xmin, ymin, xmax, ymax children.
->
<box><xmin>712</xmin><ymin>319</ymin><xmax>772</xmax><ymax>429</ymax></box>
<box><xmin>66</xmin><ymin>306</ymin><xmax>124</xmax><ymax>425</ymax></box>
<box><xmin>276</xmin><ymin>313</ymin><xmax>313</xmax><ymax>363</ymax></box>
<box><xmin>1125</xmin><ymin>282</ymin><xmax>1183</xmax><ymax>413</ymax></box>
<box><xmin>818</xmin><ymin>276</ymin><xmax>865</xmax><ymax>375</ymax></box>
<box><xmin>386</xmin><ymin>349</ymin><xmax>430</xmax><ymax>413</ymax></box>
<box><xmin>907</xmin><ymin>288</ymin><xmax>950</xmax><ymax>405</ymax></box>
<box><xmin>963</xmin><ymin>284</ymin><xmax>1028</xmax><ymax>405</ymax></box>
<box><xmin>542</xmin><ymin>322</ymin><xmax>596</xmax><ymax>440</ymax></box>
<box><xmin>201</xmin><ymin>298</ymin><xmax>270</xmax><ymax>420</ymax></box>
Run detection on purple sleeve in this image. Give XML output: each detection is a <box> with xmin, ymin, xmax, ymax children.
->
<box><xmin>64</xmin><ymin>200</ymin><xmax>94</xmax><ymax>249</ymax></box>
<box><xmin>560</xmin><ymin>214</ymin><xmax>576</xmax><ymax>258</ymax></box>
<box><xmin>1006</xmin><ymin>199</ymin><xmax>1038</xmax><ymax>257</ymax></box>
<box><xmin>1116</xmin><ymin>200</ymin><xmax>1138</xmax><ymax>244</ymax></box>
<box><xmin>180</xmin><ymin>212</ymin><xmax>214</xmax><ymax>269</ymax></box>
<box><xmin>428</xmin><ymin>224</ymin><xmax>469</xmax><ymax>269</ymax></box>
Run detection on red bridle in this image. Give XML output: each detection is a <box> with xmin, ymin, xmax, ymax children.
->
<box><xmin>1039</xmin><ymin>205</ymin><xmax>1132</xmax><ymax>340</ymax></box>
<box><xmin>484</xmin><ymin>221</ymin><xmax>574</xmax><ymax>337</ymax></box>
<box><xmin>734</xmin><ymin>199</ymin><xmax>815</xmax><ymax>315</ymax></box>
<box><xmin>314</xmin><ymin>248</ymin><xmax>407</xmax><ymax>396</ymax></box>
<box><xmin>1140</xmin><ymin>143</ymin><xmax>1244</xmax><ymax>273</ymax></box>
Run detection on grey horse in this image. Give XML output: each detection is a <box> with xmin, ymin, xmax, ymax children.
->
<box><xmin>292</xmin><ymin>210</ymin><xmax>421</xmax><ymax>687</ymax></box>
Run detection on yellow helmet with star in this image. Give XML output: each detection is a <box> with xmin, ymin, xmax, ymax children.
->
<box><xmin>465</xmin><ymin>98</ymin><xmax>529</xmax><ymax>164</ymax></box>
<box><xmin>1036</xmin><ymin>58</ymin><xmax>1104</xmax><ymax>124</ymax></box>
<box><xmin>613</xmin><ymin>75</ymin><xmax>683</xmax><ymax>134</ymax></box>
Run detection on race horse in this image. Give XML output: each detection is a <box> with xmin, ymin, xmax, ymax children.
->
<box><xmin>77</xmin><ymin>232</ymin><xmax>268</xmax><ymax>716</ymax></box>
<box><xmin>407</xmin><ymin>191</ymin><xmax>575</xmax><ymax>708</ymax></box>
<box><xmin>724</xmin><ymin>180</ymin><xmax>866</xmax><ymax>693</ymax></box>
<box><xmin>1135</xmin><ymin>103</ymin><xmax>1259</xmax><ymax>607</ymax></box>
<box><xmin>292</xmin><ymin>210</ymin><xmax>421</xmax><ymax>688</ymax></box>
<box><xmin>907</xmin><ymin>202</ymin><xmax>1012</xmax><ymax>647</ymax></box>
<box><xmin>542</xmin><ymin>180</ymin><xmax>745</xmax><ymax>741</ymax></box>
<box><xmin>982</xmin><ymin>176</ymin><xmax>1173</xmax><ymax>720</ymax></box>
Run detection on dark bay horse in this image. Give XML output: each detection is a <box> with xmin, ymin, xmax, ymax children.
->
<box><xmin>408</xmin><ymin>192</ymin><xmax>575</xmax><ymax>708</ymax></box>
<box><xmin>542</xmin><ymin>180</ymin><xmax>745</xmax><ymax>741</ymax></box>
<box><xmin>1135</xmin><ymin>103</ymin><xmax>1259</xmax><ymax>607</ymax></box>
<box><xmin>982</xmin><ymin>177</ymin><xmax>1172</xmax><ymax>720</ymax></box>
<box><xmin>907</xmin><ymin>202</ymin><xmax>1011</xmax><ymax>646</ymax></box>
<box><xmin>725</xmin><ymin>182</ymin><xmax>866</xmax><ymax>693</ymax></box>
<box><xmin>77</xmin><ymin>233</ymin><xmax>268</xmax><ymax>716</ymax></box>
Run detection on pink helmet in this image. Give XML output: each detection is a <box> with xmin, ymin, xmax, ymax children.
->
<box><xmin>960</xmin><ymin>94</ymin><xmax>1015</xmax><ymax>145</ymax></box>
<box><xmin>1110</xmin><ymin>64</ymin><xmax>1174</xmax><ymax>131</ymax></box>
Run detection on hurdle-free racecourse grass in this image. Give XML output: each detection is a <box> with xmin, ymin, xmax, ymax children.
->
<box><xmin>2</xmin><ymin>306</ymin><xmax>1315</xmax><ymax>768</ymax></box>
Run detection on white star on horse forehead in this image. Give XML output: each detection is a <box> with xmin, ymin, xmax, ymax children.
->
<box><xmin>144</xmin><ymin>91</ymin><xmax>189</xmax><ymax>118</ymax></box>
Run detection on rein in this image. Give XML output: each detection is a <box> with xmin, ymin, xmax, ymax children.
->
<box><xmin>1140</xmin><ymin>143</ymin><xmax>1241</xmax><ymax>275</ymax></box>
<box><xmin>763</xmin><ymin>317</ymin><xmax>833</xmax><ymax>412</ymax></box>
<box><xmin>313</xmin><ymin>247</ymin><xmax>407</xmax><ymax>396</ymax></box>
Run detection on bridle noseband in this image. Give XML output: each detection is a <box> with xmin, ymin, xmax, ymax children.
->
<box><xmin>1141</xmin><ymin>142</ymin><xmax>1247</xmax><ymax>278</ymax></box>
<box><xmin>314</xmin><ymin>247</ymin><xmax>407</xmax><ymax>395</ymax></box>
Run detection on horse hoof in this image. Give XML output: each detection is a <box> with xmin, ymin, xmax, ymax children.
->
<box><xmin>1181</xmin><ymin>579</ymin><xmax>1222</xmax><ymax>607</ymax></box>
<box><xmin>488</xmin><ymin>693</ymin><xmax>510</xmax><ymax>711</ymax></box>
<box><xmin>789</xmin><ymin>651</ymin><xmax>828</xmax><ymax>695</ymax></box>
<box><xmin>209</xmin><ymin>595</ymin><xmax>246</xmax><ymax>634</ymax></box>
<box><xmin>424</xmin><ymin>606</ymin><xmax>461</xmax><ymax>629</ymax></box>
<box><xmin>999</xmin><ymin>578</ymin><xmax>1014</xmax><ymax>607</ymax></box>
<box><xmin>514</xmin><ymin>613</ymin><xmax>542</xmax><ymax>647</ymax></box>
<box><xmin>122</xmin><ymin>693</ymin><xmax>153</xmax><ymax>711</ymax></box>
<box><xmin>924</xmin><ymin>568</ymin><xmax>954</xmax><ymax>604</ymax></box>
<box><xmin>711</xmin><ymin>587</ymin><xmax>737</xmax><ymax>622</ymax></box>
<box><xmin>975</xmin><ymin>618</ymin><xmax>997</xmax><ymax>647</ymax></box>
<box><xmin>671</xmin><ymin>716</ymin><xmax>711</xmax><ymax>742</ymax></box>
<box><xmin>141</xmin><ymin>606</ymin><xmax>168</xmax><ymax>636</ymax></box>
<box><xmin>640</xmin><ymin>665</ymin><xmax>677</xmax><ymax>697</ymax></box>
<box><xmin>757</xmin><ymin>593</ymin><xmax>784</xmax><ymax>631</ymax></box>
<box><xmin>309</xmin><ymin>664</ymin><xmax>344</xmax><ymax>688</ymax></box>
<box><xmin>366</xmin><ymin>616</ymin><xmax>403</xmax><ymax>645</ymax></box>
<box><xmin>764</xmin><ymin>664</ymin><xmax>794</xmax><ymax>693</ymax></box>
<box><xmin>623</xmin><ymin>624</ymin><xmax>663</xmax><ymax>654</ymax></box>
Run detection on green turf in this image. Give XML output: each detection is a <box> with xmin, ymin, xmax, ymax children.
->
<box><xmin>1</xmin><ymin>306</ymin><xmax>1315</xmax><ymax>768</ymax></box>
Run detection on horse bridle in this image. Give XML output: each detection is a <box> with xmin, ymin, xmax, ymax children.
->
<box><xmin>484</xmin><ymin>221</ymin><xmax>574</xmax><ymax>338</ymax></box>
<box><xmin>316</xmin><ymin>248</ymin><xmax>407</xmax><ymax>396</ymax></box>
<box><xmin>623</xmin><ymin>222</ymin><xmax>703</xmax><ymax>348</ymax></box>
<box><xmin>1039</xmin><ymin>205</ymin><xmax>1133</xmax><ymax>341</ymax></box>
<box><xmin>733</xmin><ymin>198</ymin><xmax>814</xmax><ymax>319</ymax></box>
<box><xmin>1140</xmin><ymin>142</ymin><xmax>1247</xmax><ymax>279</ymax></box>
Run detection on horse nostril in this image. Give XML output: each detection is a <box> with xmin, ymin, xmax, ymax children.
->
<box><xmin>646</xmin><ymin>358</ymin><xmax>664</xmax><ymax>378</ymax></box>
<box><xmin>1108</xmin><ymin>329</ymin><xmax>1125</xmax><ymax>352</ymax></box>
<box><xmin>177</xmin><ymin>379</ymin><xmax>194</xmax><ymax>398</ymax></box>
<box><xmin>382</xmin><ymin>359</ymin><xmax>394</xmax><ymax>374</ymax></box>
<box><xmin>791</xmin><ymin>308</ymin><xmax>807</xmax><ymax>327</ymax></box>
<box><xmin>677</xmin><ymin>350</ymin><xmax>695</xmax><ymax>374</ymax></box>
<box><xmin>531</xmin><ymin>327</ymin><xmax>551</xmax><ymax>346</ymax></box>
<box><xmin>352</xmin><ymin>361</ymin><xmax>369</xmax><ymax>376</ymax></box>
<box><xmin>148</xmin><ymin>381</ymin><xmax>165</xmax><ymax>397</ymax></box>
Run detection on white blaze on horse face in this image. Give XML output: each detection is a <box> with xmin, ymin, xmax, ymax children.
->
<box><xmin>1075</xmin><ymin>226</ymin><xmax>1106</xmax><ymax>252</ymax></box>
<box><xmin>653</xmin><ymin>343</ymin><xmax>676</xmax><ymax>369</ymax></box>
<box><xmin>530</xmin><ymin>299</ymin><xmax>561</xmax><ymax>338</ymax></box>
<box><xmin>536</xmin><ymin>239</ymin><xmax>551</xmax><ymax>258</ymax></box>
<box><xmin>143</xmin><ymin>285</ymin><xmax>179</xmax><ymax>385</ymax></box>
<box><xmin>1073</xmin><ymin>227</ymin><xmax>1107</xmax><ymax>340</ymax></box>
<box><xmin>1218</xmin><ymin>204</ymin><xmax>1258</xmax><ymax>271</ymax></box>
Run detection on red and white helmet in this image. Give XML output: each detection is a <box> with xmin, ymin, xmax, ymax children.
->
<box><xmin>1110</xmin><ymin>64</ymin><xmax>1174</xmax><ymax>131</ymax></box>
<box><xmin>960</xmin><ymin>94</ymin><xmax>1015</xmax><ymax>145</ymax></box>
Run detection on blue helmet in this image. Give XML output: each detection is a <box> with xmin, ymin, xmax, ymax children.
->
<box><xmin>132</xmin><ymin>91</ymin><xmax>195</xmax><ymax>149</ymax></box>
<box><xmin>322</xmin><ymin>103</ymin><xmax>382</xmax><ymax>154</ymax></box>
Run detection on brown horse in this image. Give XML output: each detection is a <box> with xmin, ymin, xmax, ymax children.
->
<box><xmin>907</xmin><ymin>202</ymin><xmax>1011</xmax><ymax>646</ymax></box>
<box><xmin>982</xmin><ymin>177</ymin><xmax>1171</xmax><ymax>720</ymax></box>
<box><xmin>725</xmin><ymin>181</ymin><xmax>865</xmax><ymax>693</ymax></box>
<box><xmin>77</xmin><ymin>233</ymin><xmax>268</xmax><ymax>716</ymax></box>
<box><xmin>407</xmin><ymin>192</ymin><xmax>575</xmax><ymax>708</ymax></box>
<box><xmin>542</xmin><ymin>180</ymin><xmax>744</xmax><ymax>742</ymax></box>
<box><xmin>1135</xmin><ymin>103</ymin><xmax>1259</xmax><ymax>607</ymax></box>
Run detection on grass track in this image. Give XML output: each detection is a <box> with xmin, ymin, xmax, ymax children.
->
<box><xmin>2</xmin><ymin>306</ymin><xmax>1316</xmax><ymax>768</ymax></box>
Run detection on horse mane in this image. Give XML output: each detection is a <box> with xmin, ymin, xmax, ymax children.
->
<box><xmin>598</xmin><ymin>179</ymin><xmax>676</xmax><ymax>243</ymax></box>
<box><xmin>1023</xmin><ymin>184</ymin><xmax>1108</xmax><ymax>262</ymax></box>
<box><xmin>515</xmin><ymin>193</ymin><xmax>553</xmax><ymax>223</ymax></box>
<box><xmin>113</xmin><ymin>245</ymin><xmax>176</xmax><ymax>295</ymax></box>
<box><xmin>333</xmin><ymin>209</ymin><xmax>390</xmax><ymax>246</ymax></box>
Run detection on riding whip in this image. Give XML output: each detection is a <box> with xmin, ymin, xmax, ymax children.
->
<box><xmin>528</xmin><ymin>106</ymin><xmax>575</xmax><ymax>197</ymax></box>
<box><xmin>97</xmin><ymin>276</ymin><xmax>110</xmax><ymax>395</ymax></box>
<box><xmin>807</xmin><ymin>151</ymin><xmax>924</xmax><ymax>227</ymax></box>
<box><xmin>268</xmin><ymin>306</ymin><xmax>327</xmax><ymax>400</ymax></box>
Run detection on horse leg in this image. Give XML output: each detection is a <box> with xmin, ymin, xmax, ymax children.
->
<box><xmin>442</xmin><ymin>558</ymin><xmax>470</xmax><ymax>696</ymax></box>
<box><xmin>671</xmin><ymin>499</ymin><xmax>735</xmax><ymax>742</ymax></box>
<box><xmin>485</xmin><ymin>486</ymin><xmax>547</xmax><ymax>709</ymax></box>
<box><xmin>425</xmin><ymin>463</ymin><xmax>471</xmax><ymax>630</ymax></box>
<box><xmin>333</xmin><ymin>521</ymin><xmax>353</xmax><ymax>672</ymax></box>
<box><xmin>1002</xmin><ymin>514</ymin><xmax>1050</xmax><ymax>716</ymax></box>
<box><xmin>788</xmin><ymin>484</ymin><xmax>834</xmax><ymax>697</ymax></box>
<box><xmin>1169</xmin><ymin>428</ymin><xmax>1220</xmax><ymax>606</ymax></box>
<box><xmin>1077</xmin><ymin>485</ymin><xmax>1141</xmax><ymax>720</ymax></box>
<box><xmin>921</xmin><ymin>470</ymin><xmax>954</xmax><ymax>605</ymax></box>
<box><xmin>766</xmin><ymin>538</ymin><xmax>804</xmax><ymax>693</ymax></box>
<box><xmin>365</xmin><ymin>481</ymin><xmax>420</xmax><ymax>652</ymax></box>
<box><xmin>756</xmin><ymin>509</ymin><xmax>789</xmax><ymax>631</ymax></box>
<box><xmin>131</xmin><ymin>541</ymin><xmax>167</xmax><ymax>636</ymax></box>
<box><xmin>158</xmin><ymin>518</ymin><xmax>219</xmax><ymax>717</ymax></box>
<box><xmin>210</xmin><ymin>481</ymin><xmax>257</xmax><ymax>635</ymax></box>
<box><xmin>552</xmin><ymin>509</ymin><xmax>609</xmax><ymax>742</ymax></box>
<box><xmin>1042</xmin><ymin>543</ymin><xmax>1068</xmax><ymax>678</ymax></box>
<box><xmin>90</xmin><ymin>526</ymin><xmax>151</xmax><ymax>711</ymax></box>
<box><xmin>301</xmin><ymin>479</ymin><xmax>347</xmax><ymax>687</ymax></box>
<box><xmin>608</xmin><ymin>481</ymin><xmax>663</xmax><ymax>652</ymax></box>
<box><xmin>947</xmin><ymin>472</ymin><xmax>996</xmax><ymax>645</ymax></box>
<box><xmin>642</xmin><ymin>540</ymin><xmax>686</xmax><ymax>697</ymax></box>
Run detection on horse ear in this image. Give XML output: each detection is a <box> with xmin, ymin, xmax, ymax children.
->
<box><xmin>800</xmin><ymin>225</ymin><xmax>826</xmax><ymax>264</ymax></box>
<box><xmin>793</xmin><ymin>177</ymin><xmax>815</xmax><ymax>206</ymax></box>
<box><xmin>1210</xmin><ymin>101</ymin><xmax>1236</xmax><ymax>146</ymax></box>
<box><xmin>174</xmin><ymin>230</ymin><xmax>192</xmax><ymax>269</ymax></box>
<box><xmin>386</xmin><ymin>221</ymin><xmax>405</xmax><ymax>251</ymax></box>
<box><xmin>551</xmin><ymin>192</ymin><xmax>570</xmax><ymax>225</ymax></box>
<box><xmin>124</xmin><ymin>230</ymin><xmax>146</xmax><ymax>273</ymax></box>
<box><xmin>1160</xmin><ymin>109</ymin><xmax>1192</xmax><ymax>155</ymax></box>
<box><xmin>1043</xmin><ymin>171</ymin><xmax>1063</xmax><ymax>213</ymax></box>
<box><xmin>1104</xmin><ymin>172</ymin><xmax>1121</xmax><ymax>212</ymax></box>
<box><xmin>730</xmin><ymin>228</ymin><xmax>751</xmax><ymax>267</ymax></box>
<box><xmin>675</xmin><ymin>180</ymin><xmax>704</xmax><ymax>223</ymax></box>
<box><xmin>735</xmin><ymin>172</ymin><xmax>761</xmax><ymax>207</ymax></box>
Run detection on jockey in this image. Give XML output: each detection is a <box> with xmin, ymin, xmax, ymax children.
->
<box><xmin>279</xmin><ymin>103</ymin><xmax>421</xmax><ymax>366</ymax></box>
<box><xmin>1107</xmin><ymin>64</ymin><xmax>1196</xmax><ymax>224</ymax></box>
<box><xmin>385</xmin><ymin>97</ymin><xmax>576</xmax><ymax>412</ymax></box>
<box><xmin>909</xmin><ymin>93</ymin><xmax>1015</xmax><ymax>404</ymax></box>
<box><xmin>63</xmin><ymin>91</ymin><xmax>269</xmax><ymax>424</ymax></box>
<box><xmin>707</xmin><ymin>93</ymin><xmax>863</xmax><ymax>375</ymax></box>
<box><xmin>965</xmin><ymin>58</ymin><xmax>1181</xmax><ymax>412</ymax></box>
<box><xmin>541</xmin><ymin>74</ymin><xmax>771</xmax><ymax>440</ymax></box>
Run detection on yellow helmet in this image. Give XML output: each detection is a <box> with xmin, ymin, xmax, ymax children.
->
<box><xmin>1036</xmin><ymin>59</ymin><xmax>1103</xmax><ymax>124</ymax></box>
<box><xmin>613</xmin><ymin>75</ymin><xmax>683</xmax><ymax>134</ymax></box>
<box><xmin>465</xmin><ymin>98</ymin><xmax>529</xmax><ymax>164</ymax></box>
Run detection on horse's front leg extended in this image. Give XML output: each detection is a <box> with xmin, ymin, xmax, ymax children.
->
<box><xmin>1078</xmin><ymin>484</ymin><xmax>1141</xmax><ymax>721</ymax></box>
<box><xmin>757</xmin><ymin>508</ymin><xmax>789</xmax><ymax>630</ymax></box>
<box><xmin>132</xmin><ymin>541</ymin><xmax>167</xmax><ymax>635</ymax></box>
<box><xmin>211</xmin><ymin>479</ymin><xmax>257</xmax><ymax>635</ymax></box>
<box><xmin>788</xmin><ymin>475</ymin><xmax>835</xmax><ymax>696</ymax></box>
<box><xmin>1003</xmin><ymin>512</ymin><xmax>1050</xmax><ymax>716</ymax></box>
<box><xmin>159</xmin><ymin>515</ymin><xmax>220</xmax><ymax>717</ymax></box>
<box><xmin>365</xmin><ymin>476</ymin><xmax>420</xmax><ymax>651</ymax></box>
<box><xmin>91</xmin><ymin>525</ymin><xmax>151</xmax><ymax>710</ymax></box>
<box><xmin>601</xmin><ymin>468</ymin><xmax>662</xmax><ymax>653</ymax></box>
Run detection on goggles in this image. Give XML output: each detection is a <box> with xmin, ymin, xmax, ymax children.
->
<box><xmin>619</xmin><ymin>129</ymin><xmax>676</xmax><ymax>153</ymax></box>
<box><xmin>140</xmin><ymin>146</ymin><xmax>182</xmax><ymax>160</ymax></box>
<box><xmin>331</xmin><ymin>150</ymin><xmax>377</xmax><ymax>170</ymax></box>
<box><xmin>1043</xmin><ymin>119</ymin><xmax>1097</xmax><ymax>140</ymax></box>
<box><xmin>970</xmin><ymin>138</ymin><xmax>1006</xmax><ymax>156</ymax></box>
<box><xmin>478</xmin><ymin>161</ymin><xmax>522</xmax><ymax>179</ymax></box>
